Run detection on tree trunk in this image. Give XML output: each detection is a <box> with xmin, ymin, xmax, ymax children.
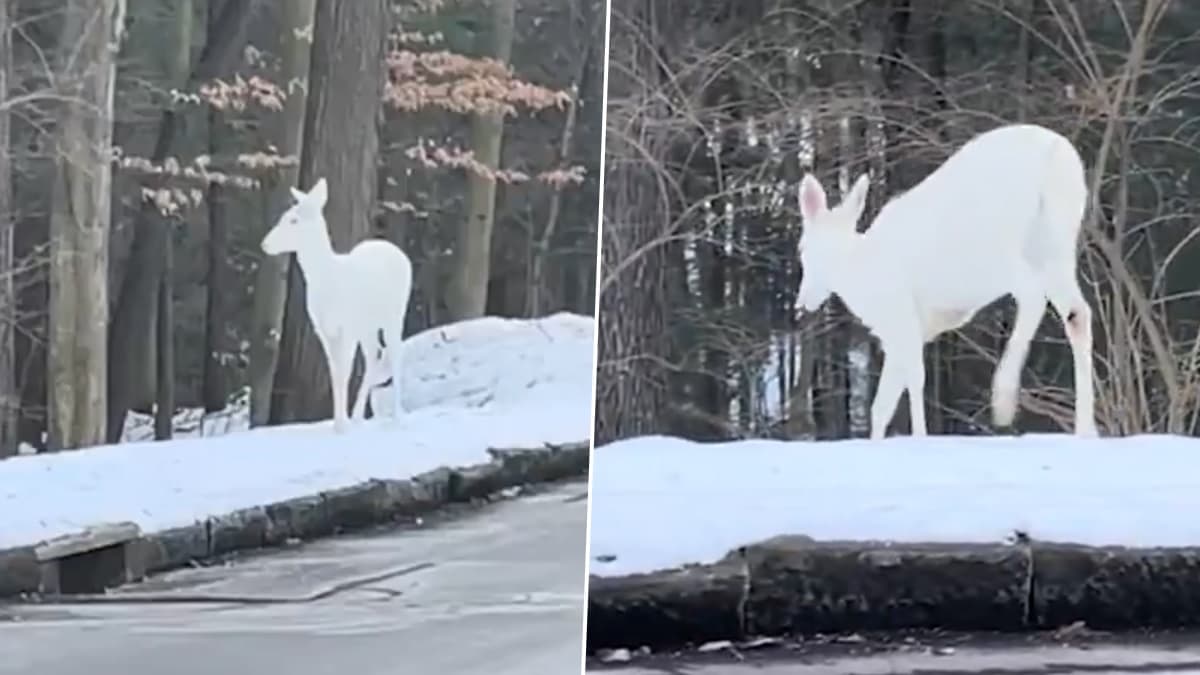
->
<box><xmin>269</xmin><ymin>0</ymin><xmax>388</xmax><ymax>424</ymax></box>
<box><xmin>527</xmin><ymin>86</ymin><xmax>580</xmax><ymax>317</ymax></box>
<box><xmin>0</xmin><ymin>0</ymin><xmax>16</xmax><ymax>457</ymax></box>
<box><xmin>106</xmin><ymin>0</ymin><xmax>260</xmax><ymax>442</ymax></box>
<box><xmin>202</xmin><ymin>2</ymin><xmax>229</xmax><ymax>414</ymax></box>
<box><xmin>1014</xmin><ymin>0</ymin><xmax>1035</xmax><ymax>122</ymax></box>
<box><xmin>444</xmin><ymin>0</ymin><xmax>517</xmax><ymax>321</ymax></box>
<box><xmin>201</xmin><ymin>114</ymin><xmax>228</xmax><ymax>413</ymax></box>
<box><xmin>594</xmin><ymin>0</ymin><xmax>672</xmax><ymax>445</ymax></box>
<box><xmin>154</xmin><ymin>239</ymin><xmax>174</xmax><ymax>440</ymax></box>
<box><xmin>249</xmin><ymin>0</ymin><xmax>317</xmax><ymax>427</ymax></box>
<box><xmin>46</xmin><ymin>0</ymin><xmax>121</xmax><ymax>451</ymax></box>
<box><xmin>148</xmin><ymin>0</ymin><xmax>193</xmax><ymax>441</ymax></box>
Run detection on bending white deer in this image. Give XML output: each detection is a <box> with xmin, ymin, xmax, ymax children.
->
<box><xmin>261</xmin><ymin>177</ymin><xmax>413</xmax><ymax>433</ymax></box>
<box><xmin>796</xmin><ymin>123</ymin><xmax>1097</xmax><ymax>440</ymax></box>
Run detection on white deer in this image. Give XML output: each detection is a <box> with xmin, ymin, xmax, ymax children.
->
<box><xmin>795</xmin><ymin>123</ymin><xmax>1097</xmax><ymax>440</ymax></box>
<box><xmin>261</xmin><ymin>177</ymin><xmax>413</xmax><ymax>433</ymax></box>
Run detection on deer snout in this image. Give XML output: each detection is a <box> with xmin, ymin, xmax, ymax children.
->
<box><xmin>260</xmin><ymin>228</ymin><xmax>283</xmax><ymax>255</ymax></box>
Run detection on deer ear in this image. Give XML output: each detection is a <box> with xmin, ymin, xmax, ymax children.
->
<box><xmin>843</xmin><ymin>173</ymin><xmax>870</xmax><ymax>223</ymax></box>
<box><xmin>799</xmin><ymin>174</ymin><xmax>828</xmax><ymax>221</ymax></box>
<box><xmin>310</xmin><ymin>177</ymin><xmax>328</xmax><ymax>207</ymax></box>
<box><xmin>289</xmin><ymin>186</ymin><xmax>306</xmax><ymax>203</ymax></box>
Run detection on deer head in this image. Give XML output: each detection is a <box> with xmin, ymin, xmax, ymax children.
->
<box><xmin>261</xmin><ymin>177</ymin><xmax>330</xmax><ymax>256</ymax></box>
<box><xmin>796</xmin><ymin>172</ymin><xmax>869</xmax><ymax>313</ymax></box>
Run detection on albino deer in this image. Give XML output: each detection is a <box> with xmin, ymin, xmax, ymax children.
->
<box><xmin>261</xmin><ymin>178</ymin><xmax>413</xmax><ymax>433</ymax></box>
<box><xmin>795</xmin><ymin>123</ymin><xmax>1097</xmax><ymax>440</ymax></box>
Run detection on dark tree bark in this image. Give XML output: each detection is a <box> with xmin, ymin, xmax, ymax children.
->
<box><xmin>201</xmin><ymin>0</ymin><xmax>230</xmax><ymax>414</ymax></box>
<box><xmin>269</xmin><ymin>0</ymin><xmax>388</xmax><ymax>424</ymax></box>
<box><xmin>698</xmin><ymin>206</ymin><xmax>727</xmax><ymax>439</ymax></box>
<box><xmin>152</xmin><ymin>0</ymin><xmax>194</xmax><ymax>441</ymax></box>
<box><xmin>594</xmin><ymin>0</ymin><xmax>672</xmax><ymax>445</ymax></box>
<box><xmin>105</xmin><ymin>0</ymin><xmax>262</xmax><ymax>442</ymax></box>
<box><xmin>154</xmin><ymin>237</ymin><xmax>174</xmax><ymax>440</ymax></box>
<box><xmin>1013</xmin><ymin>0</ymin><xmax>1042</xmax><ymax>122</ymax></box>
<box><xmin>201</xmin><ymin>111</ymin><xmax>229</xmax><ymax>413</ymax></box>
<box><xmin>0</xmin><ymin>0</ymin><xmax>15</xmax><ymax>457</ymax></box>
<box><xmin>249</xmin><ymin>0</ymin><xmax>317</xmax><ymax>427</ymax></box>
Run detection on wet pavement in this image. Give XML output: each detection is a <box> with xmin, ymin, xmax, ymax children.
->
<box><xmin>587</xmin><ymin>630</ymin><xmax>1200</xmax><ymax>674</ymax></box>
<box><xmin>0</xmin><ymin>480</ymin><xmax>588</xmax><ymax>675</ymax></box>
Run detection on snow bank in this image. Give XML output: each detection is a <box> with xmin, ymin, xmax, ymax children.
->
<box><xmin>0</xmin><ymin>313</ymin><xmax>595</xmax><ymax>550</ymax></box>
<box><xmin>589</xmin><ymin>433</ymin><xmax>1200</xmax><ymax>577</ymax></box>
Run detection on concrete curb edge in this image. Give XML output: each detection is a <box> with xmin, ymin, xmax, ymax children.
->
<box><xmin>587</xmin><ymin>535</ymin><xmax>1200</xmax><ymax>651</ymax></box>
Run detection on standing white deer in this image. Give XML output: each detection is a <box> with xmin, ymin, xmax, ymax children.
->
<box><xmin>261</xmin><ymin>177</ymin><xmax>413</xmax><ymax>433</ymax></box>
<box><xmin>795</xmin><ymin>123</ymin><xmax>1097</xmax><ymax>440</ymax></box>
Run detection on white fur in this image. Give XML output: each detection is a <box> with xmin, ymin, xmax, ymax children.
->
<box><xmin>261</xmin><ymin>177</ymin><xmax>414</xmax><ymax>433</ymax></box>
<box><xmin>796</xmin><ymin>124</ymin><xmax>1097</xmax><ymax>440</ymax></box>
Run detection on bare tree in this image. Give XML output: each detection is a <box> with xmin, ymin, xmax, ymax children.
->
<box><xmin>152</xmin><ymin>0</ymin><xmax>194</xmax><ymax>441</ymax></box>
<box><xmin>201</xmin><ymin>1</ymin><xmax>230</xmax><ymax>418</ymax></box>
<box><xmin>0</xmin><ymin>0</ymin><xmax>15</xmax><ymax>457</ymax></box>
<box><xmin>527</xmin><ymin>0</ymin><xmax>594</xmax><ymax>317</ymax></box>
<box><xmin>444</xmin><ymin>0</ymin><xmax>518</xmax><ymax>321</ymax></box>
<box><xmin>46</xmin><ymin>0</ymin><xmax>123</xmax><ymax>451</ymax></box>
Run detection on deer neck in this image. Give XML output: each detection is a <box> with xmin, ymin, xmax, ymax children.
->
<box><xmin>292</xmin><ymin>226</ymin><xmax>338</xmax><ymax>292</ymax></box>
<box><xmin>828</xmin><ymin>233</ymin><xmax>873</xmax><ymax>296</ymax></box>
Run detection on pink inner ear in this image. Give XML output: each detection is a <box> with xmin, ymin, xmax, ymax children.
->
<box><xmin>800</xmin><ymin>179</ymin><xmax>827</xmax><ymax>219</ymax></box>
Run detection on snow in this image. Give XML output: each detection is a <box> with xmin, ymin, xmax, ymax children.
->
<box><xmin>588</xmin><ymin>433</ymin><xmax>1200</xmax><ymax>577</ymax></box>
<box><xmin>0</xmin><ymin>313</ymin><xmax>595</xmax><ymax>550</ymax></box>
<box><xmin>121</xmin><ymin>394</ymin><xmax>249</xmax><ymax>443</ymax></box>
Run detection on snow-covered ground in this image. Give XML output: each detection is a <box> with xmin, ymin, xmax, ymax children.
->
<box><xmin>0</xmin><ymin>313</ymin><xmax>595</xmax><ymax>550</ymax></box>
<box><xmin>589</xmin><ymin>433</ymin><xmax>1200</xmax><ymax>577</ymax></box>
<box><xmin>120</xmin><ymin>395</ymin><xmax>250</xmax><ymax>443</ymax></box>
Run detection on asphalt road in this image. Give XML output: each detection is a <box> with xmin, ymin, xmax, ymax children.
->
<box><xmin>589</xmin><ymin>632</ymin><xmax>1200</xmax><ymax>674</ymax></box>
<box><xmin>0</xmin><ymin>480</ymin><xmax>588</xmax><ymax>675</ymax></box>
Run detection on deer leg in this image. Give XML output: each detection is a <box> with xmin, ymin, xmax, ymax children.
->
<box><xmin>1047</xmin><ymin>277</ymin><xmax>1097</xmax><ymax>437</ymax></box>
<box><xmin>992</xmin><ymin>276</ymin><xmax>1047</xmax><ymax>429</ymax></box>
<box><xmin>870</xmin><ymin>346</ymin><xmax>907</xmax><ymax>440</ymax></box>
<box><xmin>328</xmin><ymin>335</ymin><xmax>355</xmax><ymax>434</ymax></box>
<box><xmin>383</xmin><ymin>324</ymin><xmax>405</xmax><ymax>419</ymax></box>
<box><xmin>904</xmin><ymin>347</ymin><xmax>928</xmax><ymax>437</ymax></box>
<box><xmin>313</xmin><ymin>328</ymin><xmax>342</xmax><ymax>430</ymax></box>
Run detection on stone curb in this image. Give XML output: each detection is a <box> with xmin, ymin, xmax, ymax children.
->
<box><xmin>0</xmin><ymin>440</ymin><xmax>589</xmax><ymax>600</ymax></box>
<box><xmin>586</xmin><ymin>535</ymin><xmax>1200</xmax><ymax>651</ymax></box>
